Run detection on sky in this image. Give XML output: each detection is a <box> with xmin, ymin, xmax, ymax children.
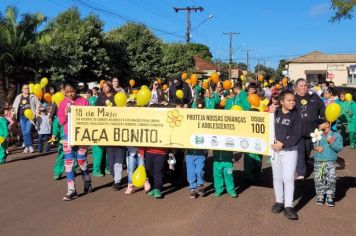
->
<box><xmin>1</xmin><ymin>0</ymin><xmax>356</xmax><ymax>69</ymax></box>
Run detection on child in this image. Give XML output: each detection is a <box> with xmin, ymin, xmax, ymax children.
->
<box><xmin>186</xmin><ymin>100</ymin><xmax>207</xmax><ymax>198</ymax></box>
<box><xmin>58</xmin><ymin>81</ymin><xmax>92</xmax><ymax>201</ymax></box>
<box><xmin>271</xmin><ymin>91</ymin><xmax>302</xmax><ymax>220</ymax></box>
<box><xmin>204</xmin><ymin>88</ymin><xmax>219</xmax><ymax>109</ymax></box>
<box><xmin>232</xmin><ymin>82</ymin><xmax>251</xmax><ymax>111</ymax></box>
<box><xmin>0</xmin><ymin>107</ymin><xmax>9</xmax><ymax>164</ymax></box>
<box><xmin>36</xmin><ymin>106</ymin><xmax>52</xmax><ymax>153</ymax></box>
<box><xmin>266</xmin><ymin>93</ymin><xmax>279</xmax><ymax>113</ymax></box>
<box><xmin>86</xmin><ymin>89</ymin><xmax>97</xmax><ymax>106</ymax></box>
<box><xmin>313</xmin><ymin>122</ymin><xmax>343</xmax><ymax>207</ymax></box>
<box><xmin>213</xmin><ymin>150</ymin><xmax>237</xmax><ymax>197</ymax></box>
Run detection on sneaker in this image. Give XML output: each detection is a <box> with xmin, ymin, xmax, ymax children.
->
<box><xmin>53</xmin><ymin>175</ymin><xmax>61</xmax><ymax>180</ymax></box>
<box><xmin>214</xmin><ymin>191</ymin><xmax>223</xmax><ymax>197</ymax></box>
<box><xmin>228</xmin><ymin>191</ymin><xmax>238</xmax><ymax>198</ymax></box>
<box><xmin>147</xmin><ymin>189</ymin><xmax>155</xmax><ymax>196</ymax></box>
<box><xmin>283</xmin><ymin>207</ymin><xmax>298</xmax><ymax>220</ymax></box>
<box><xmin>272</xmin><ymin>202</ymin><xmax>284</xmax><ymax>213</ymax></box>
<box><xmin>296</xmin><ymin>175</ymin><xmax>305</xmax><ymax>180</ymax></box>
<box><xmin>189</xmin><ymin>189</ymin><xmax>198</xmax><ymax>199</ymax></box>
<box><xmin>316</xmin><ymin>195</ymin><xmax>325</xmax><ymax>205</ymax></box>
<box><xmin>144</xmin><ymin>181</ymin><xmax>151</xmax><ymax>192</ymax></box>
<box><xmin>23</xmin><ymin>147</ymin><xmax>29</xmax><ymax>154</ymax></box>
<box><xmin>92</xmin><ymin>172</ymin><xmax>104</xmax><ymax>177</ymax></box>
<box><xmin>112</xmin><ymin>182</ymin><xmax>121</xmax><ymax>191</ymax></box>
<box><xmin>84</xmin><ymin>181</ymin><xmax>93</xmax><ymax>193</ymax></box>
<box><xmin>28</xmin><ymin>146</ymin><xmax>34</xmax><ymax>153</ymax></box>
<box><xmin>125</xmin><ymin>183</ymin><xmax>135</xmax><ymax>195</ymax></box>
<box><xmin>63</xmin><ymin>191</ymin><xmax>78</xmax><ymax>201</ymax></box>
<box><xmin>196</xmin><ymin>185</ymin><xmax>205</xmax><ymax>196</ymax></box>
<box><xmin>326</xmin><ymin>195</ymin><xmax>335</xmax><ymax>207</ymax></box>
<box><xmin>153</xmin><ymin>189</ymin><xmax>162</xmax><ymax>198</ymax></box>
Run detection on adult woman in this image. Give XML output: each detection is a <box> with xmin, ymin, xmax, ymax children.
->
<box><xmin>12</xmin><ymin>84</ymin><xmax>40</xmax><ymax>153</ymax></box>
<box><xmin>58</xmin><ymin>81</ymin><xmax>91</xmax><ymax>201</ymax></box>
<box><xmin>96</xmin><ymin>81</ymin><xmax>125</xmax><ymax>190</ymax></box>
<box><xmin>149</xmin><ymin>80</ymin><xmax>163</xmax><ymax>106</ymax></box>
<box><xmin>271</xmin><ymin>91</ymin><xmax>302</xmax><ymax>220</ymax></box>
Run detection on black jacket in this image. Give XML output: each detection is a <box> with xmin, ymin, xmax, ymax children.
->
<box><xmin>275</xmin><ymin>108</ymin><xmax>303</xmax><ymax>149</ymax></box>
<box><xmin>295</xmin><ymin>93</ymin><xmax>325</xmax><ymax>138</ymax></box>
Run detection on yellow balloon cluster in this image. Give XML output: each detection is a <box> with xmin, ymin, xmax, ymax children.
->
<box><xmin>136</xmin><ymin>87</ymin><xmax>151</xmax><ymax>106</ymax></box>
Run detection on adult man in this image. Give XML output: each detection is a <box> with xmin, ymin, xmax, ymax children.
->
<box><xmin>294</xmin><ymin>78</ymin><xmax>325</xmax><ymax>179</ymax></box>
<box><xmin>112</xmin><ymin>77</ymin><xmax>125</xmax><ymax>93</ymax></box>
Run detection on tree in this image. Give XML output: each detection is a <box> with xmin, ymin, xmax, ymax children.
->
<box><xmin>41</xmin><ymin>8</ymin><xmax>110</xmax><ymax>82</ymax></box>
<box><xmin>186</xmin><ymin>43</ymin><xmax>213</xmax><ymax>62</ymax></box>
<box><xmin>105</xmin><ymin>23</ymin><xmax>163</xmax><ymax>84</ymax></box>
<box><xmin>161</xmin><ymin>43</ymin><xmax>194</xmax><ymax>79</ymax></box>
<box><xmin>330</xmin><ymin>0</ymin><xmax>356</xmax><ymax>22</ymax></box>
<box><xmin>254</xmin><ymin>64</ymin><xmax>276</xmax><ymax>80</ymax></box>
<box><xmin>0</xmin><ymin>6</ymin><xmax>46</xmax><ymax>102</ymax></box>
<box><xmin>275</xmin><ymin>59</ymin><xmax>288</xmax><ymax>79</ymax></box>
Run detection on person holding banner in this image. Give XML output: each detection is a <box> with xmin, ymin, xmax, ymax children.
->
<box><xmin>0</xmin><ymin>107</ymin><xmax>9</xmax><ymax>164</ymax></box>
<box><xmin>271</xmin><ymin>91</ymin><xmax>302</xmax><ymax>220</ymax></box>
<box><xmin>96</xmin><ymin>81</ymin><xmax>126</xmax><ymax>190</ymax></box>
<box><xmin>58</xmin><ymin>81</ymin><xmax>92</xmax><ymax>201</ymax></box>
<box><xmin>12</xmin><ymin>84</ymin><xmax>41</xmax><ymax>153</ymax></box>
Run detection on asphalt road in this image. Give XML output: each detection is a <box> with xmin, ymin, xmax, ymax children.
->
<box><xmin>0</xmin><ymin>146</ymin><xmax>355</xmax><ymax>236</ymax></box>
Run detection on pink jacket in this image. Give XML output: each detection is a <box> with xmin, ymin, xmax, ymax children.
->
<box><xmin>58</xmin><ymin>96</ymin><xmax>89</xmax><ymax>136</ymax></box>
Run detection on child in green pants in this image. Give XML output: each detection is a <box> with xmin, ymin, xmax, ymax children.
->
<box><xmin>0</xmin><ymin>108</ymin><xmax>9</xmax><ymax>164</ymax></box>
<box><xmin>52</xmin><ymin>116</ymin><xmax>65</xmax><ymax>179</ymax></box>
<box><xmin>213</xmin><ymin>150</ymin><xmax>237</xmax><ymax>197</ymax></box>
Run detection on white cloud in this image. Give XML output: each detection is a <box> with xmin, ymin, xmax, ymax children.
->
<box><xmin>309</xmin><ymin>3</ymin><xmax>329</xmax><ymax>16</ymax></box>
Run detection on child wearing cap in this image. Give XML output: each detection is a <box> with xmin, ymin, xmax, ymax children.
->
<box><xmin>36</xmin><ymin>105</ymin><xmax>52</xmax><ymax>153</ymax></box>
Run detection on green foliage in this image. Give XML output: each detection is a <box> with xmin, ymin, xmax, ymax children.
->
<box><xmin>105</xmin><ymin>23</ymin><xmax>163</xmax><ymax>83</ymax></box>
<box><xmin>186</xmin><ymin>43</ymin><xmax>213</xmax><ymax>62</ymax></box>
<box><xmin>161</xmin><ymin>43</ymin><xmax>194</xmax><ymax>79</ymax></box>
<box><xmin>255</xmin><ymin>64</ymin><xmax>276</xmax><ymax>80</ymax></box>
<box><xmin>330</xmin><ymin>0</ymin><xmax>356</xmax><ymax>22</ymax></box>
<box><xmin>42</xmin><ymin>8</ymin><xmax>110</xmax><ymax>82</ymax></box>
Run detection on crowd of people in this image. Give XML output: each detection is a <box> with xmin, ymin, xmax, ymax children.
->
<box><xmin>0</xmin><ymin>74</ymin><xmax>355</xmax><ymax>221</ymax></box>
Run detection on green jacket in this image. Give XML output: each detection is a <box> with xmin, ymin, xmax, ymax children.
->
<box><xmin>224</xmin><ymin>97</ymin><xmax>234</xmax><ymax>110</ymax></box>
<box><xmin>348</xmin><ymin>102</ymin><xmax>356</xmax><ymax>132</ymax></box>
<box><xmin>0</xmin><ymin>117</ymin><xmax>9</xmax><ymax>138</ymax></box>
<box><xmin>52</xmin><ymin>116</ymin><xmax>64</xmax><ymax>140</ymax></box>
<box><xmin>213</xmin><ymin>150</ymin><xmax>234</xmax><ymax>162</ymax></box>
<box><xmin>88</xmin><ymin>96</ymin><xmax>98</xmax><ymax>106</ymax></box>
<box><xmin>314</xmin><ymin>131</ymin><xmax>343</xmax><ymax>161</ymax></box>
<box><xmin>204</xmin><ymin>97</ymin><xmax>219</xmax><ymax>109</ymax></box>
<box><xmin>233</xmin><ymin>90</ymin><xmax>251</xmax><ymax>111</ymax></box>
<box><xmin>339</xmin><ymin>101</ymin><xmax>351</xmax><ymax>123</ymax></box>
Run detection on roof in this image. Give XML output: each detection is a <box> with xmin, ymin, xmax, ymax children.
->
<box><xmin>289</xmin><ymin>51</ymin><xmax>356</xmax><ymax>63</ymax></box>
<box><xmin>193</xmin><ymin>56</ymin><xmax>217</xmax><ymax>71</ymax></box>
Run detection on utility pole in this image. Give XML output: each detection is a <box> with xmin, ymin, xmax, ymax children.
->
<box><xmin>223</xmin><ymin>32</ymin><xmax>240</xmax><ymax>80</ymax></box>
<box><xmin>174</xmin><ymin>6</ymin><xmax>204</xmax><ymax>43</ymax></box>
<box><xmin>242</xmin><ymin>49</ymin><xmax>253</xmax><ymax>72</ymax></box>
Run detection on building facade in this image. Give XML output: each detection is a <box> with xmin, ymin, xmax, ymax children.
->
<box><xmin>287</xmin><ymin>51</ymin><xmax>356</xmax><ymax>86</ymax></box>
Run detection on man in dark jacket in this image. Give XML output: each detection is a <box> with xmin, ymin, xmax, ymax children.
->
<box><xmin>169</xmin><ymin>78</ymin><xmax>192</xmax><ymax>106</ymax></box>
<box><xmin>294</xmin><ymin>78</ymin><xmax>325</xmax><ymax>179</ymax></box>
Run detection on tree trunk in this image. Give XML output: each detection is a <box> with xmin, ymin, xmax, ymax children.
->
<box><xmin>6</xmin><ymin>76</ymin><xmax>17</xmax><ymax>104</ymax></box>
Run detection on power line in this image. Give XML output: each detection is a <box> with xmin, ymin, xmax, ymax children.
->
<box><xmin>223</xmin><ymin>32</ymin><xmax>240</xmax><ymax>79</ymax></box>
<box><xmin>173</xmin><ymin>6</ymin><xmax>204</xmax><ymax>43</ymax></box>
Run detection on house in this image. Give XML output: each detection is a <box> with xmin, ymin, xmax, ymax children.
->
<box><xmin>193</xmin><ymin>56</ymin><xmax>217</xmax><ymax>78</ymax></box>
<box><xmin>287</xmin><ymin>51</ymin><xmax>356</xmax><ymax>86</ymax></box>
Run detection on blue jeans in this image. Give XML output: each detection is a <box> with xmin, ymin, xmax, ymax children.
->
<box><xmin>186</xmin><ymin>155</ymin><xmax>206</xmax><ymax>189</ymax></box>
<box><xmin>19</xmin><ymin>116</ymin><xmax>33</xmax><ymax>148</ymax></box>
<box><xmin>126</xmin><ymin>151</ymin><xmax>144</xmax><ymax>184</ymax></box>
<box><xmin>38</xmin><ymin>134</ymin><xmax>50</xmax><ymax>152</ymax></box>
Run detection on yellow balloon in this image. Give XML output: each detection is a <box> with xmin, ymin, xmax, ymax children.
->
<box><xmin>231</xmin><ymin>105</ymin><xmax>243</xmax><ymax>111</ymax></box>
<box><xmin>345</xmin><ymin>93</ymin><xmax>352</xmax><ymax>102</ymax></box>
<box><xmin>325</xmin><ymin>103</ymin><xmax>341</xmax><ymax>123</ymax></box>
<box><xmin>137</xmin><ymin>88</ymin><xmax>151</xmax><ymax>106</ymax></box>
<box><xmin>53</xmin><ymin>92</ymin><xmax>65</xmax><ymax>106</ymax></box>
<box><xmin>114</xmin><ymin>92</ymin><xmax>127</xmax><ymax>107</ymax></box>
<box><xmin>29</xmin><ymin>83</ymin><xmax>35</xmax><ymax>94</ymax></box>
<box><xmin>40</xmin><ymin>77</ymin><xmax>48</xmax><ymax>88</ymax></box>
<box><xmin>0</xmin><ymin>136</ymin><xmax>5</xmax><ymax>144</ymax></box>
<box><xmin>176</xmin><ymin>89</ymin><xmax>184</xmax><ymax>99</ymax></box>
<box><xmin>141</xmin><ymin>85</ymin><xmax>148</xmax><ymax>90</ymax></box>
<box><xmin>34</xmin><ymin>83</ymin><xmax>42</xmax><ymax>93</ymax></box>
<box><xmin>24</xmin><ymin>109</ymin><xmax>34</xmax><ymax>120</ymax></box>
<box><xmin>132</xmin><ymin>165</ymin><xmax>146</xmax><ymax>188</ymax></box>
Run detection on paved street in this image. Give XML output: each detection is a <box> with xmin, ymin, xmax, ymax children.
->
<box><xmin>0</xmin><ymin>146</ymin><xmax>355</xmax><ymax>235</ymax></box>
